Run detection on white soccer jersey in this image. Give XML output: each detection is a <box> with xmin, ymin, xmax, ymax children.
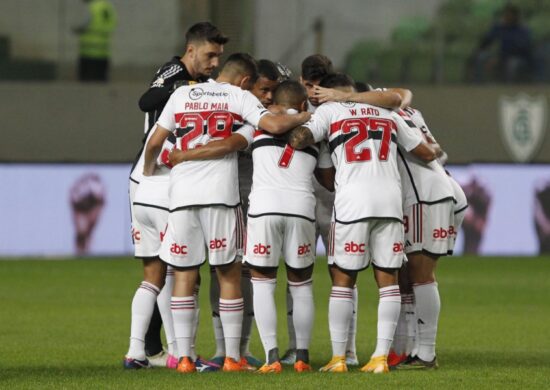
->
<box><xmin>396</xmin><ymin>108</ymin><xmax>455</xmax><ymax>208</ymax></box>
<box><xmin>304</xmin><ymin>101</ymin><xmax>423</xmax><ymax>223</ymax></box>
<box><xmin>156</xmin><ymin>80</ymin><xmax>265</xmax><ymax>209</ymax></box>
<box><xmin>247</xmin><ymin>129</ymin><xmax>331</xmax><ymax>221</ymax></box>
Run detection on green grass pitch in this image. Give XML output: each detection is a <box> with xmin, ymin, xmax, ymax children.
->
<box><xmin>1</xmin><ymin>256</ymin><xmax>549</xmax><ymax>389</ymax></box>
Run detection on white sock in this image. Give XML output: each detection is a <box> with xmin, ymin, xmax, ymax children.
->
<box><xmin>127</xmin><ymin>281</ymin><xmax>160</xmax><ymax>360</ymax></box>
<box><xmin>219</xmin><ymin>298</ymin><xmax>244</xmax><ymax>361</ymax></box>
<box><xmin>210</xmin><ymin>271</ymin><xmax>225</xmax><ymax>357</ymax></box>
<box><xmin>158</xmin><ymin>269</ymin><xmax>175</xmax><ymax>357</ymax></box>
<box><xmin>413</xmin><ymin>282</ymin><xmax>440</xmax><ymax>361</ymax></box>
<box><xmin>328</xmin><ymin>287</ymin><xmax>354</xmax><ymax>357</ymax></box>
<box><xmin>171</xmin><ymin>296</ymin><xmax>196</xmax><ymax>359</ymax></box>
<box><xmin>346</xmin><ymin>285</ymin><xmax>358</xmax><ymax>355</ymax></box>
<box><xmin>392</xmin><ymin>294</ymin><xmax>409</xmax><ymax>355</ymax></box>
<box><xmin>402</xmin><ymin>293</ymin><xmax>416</xmax><ymax>356</ymax></box>
<box><xmin>191</xmin><ymin>284</ymin><xmax>200</xmax><ymax>361</ymax></box>
<box><xmin>288</xmin><ymin>279</ymin><xmax>314</xmax><ymax>351</ymax></box>
<box><xmin>240</xmin><ymin>273</ymin><xmax>254</xmax><ymax>356</ymax></box>
<box><xmin>372</xmin><ymin>285</ymin><xmax>401</xmax><ymax>357</ymax></box>
<box><xmin>252</xmin><ymin>278</ymin><xmax>278</xmax><ymax>361</ymax></box>
<box><xmin>286</xmin><ymin>284</ymin><xmax>297</xmax><ymax>350</ymax></box>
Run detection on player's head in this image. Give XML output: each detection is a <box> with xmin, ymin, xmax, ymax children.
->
<box><xmin>319</xmin><ymin>73</ymin><xmax>356</xmax><ymax>94</ymax></box>
<box><xmin>218</xmin><ymin>53</ymin><xmax>259</xmax><ymax>90</ymax></box>
<box><xmin>355</xmin><ymin>81</ymin><xmax>372</xmax><ymax>92</ymax></box>
<box><xmin>183</xmin><ymin>22</ymin><xmax>228</xmax><ymax>77</ymax></box>
<box><xmin>250</xmin><ymin>59</ymin><xmax>280</xmax><ymax>107</ymax></box>
<box><xmin>273</xmin><ymin>80</ymin><xmax>308</xmax><ymax>113</ymax></box>
<box><xmin>300</xmin><ymin>54</ymin><xmax>334</xmax><ymax>107</ymax></box>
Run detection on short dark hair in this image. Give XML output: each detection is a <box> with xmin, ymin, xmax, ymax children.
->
<box><xmin>185</xmin><ymin>22</ymin><xmax>229</xmax><ymax>47</ymax></box>
<box><xmin>257</xmin><ymin>59</ymin><xmax>280</xmax><ymax>81</ymax></box>
<box><xmin>221</xmin><ymin>53</ymin><xmax>259</xmax><ymax>83</ymax></box>
<box><xmin>301</xmin><ymin>54</ymin><xmax>334</xmax><ymax>81</ymax></box>
<box><xmin>354</xmin><ymin>81</ymin><xmax>372</xmax><ymax>92</ymax></box>
<box><xmin>273</xmin><ymin>80</ymin><xmax>308</xmax><ymax>107</ymax></box>
<box><xmin>319</xmin><ymin>73</ymin><xmax>355</xmax><ymax>89</ymax></box>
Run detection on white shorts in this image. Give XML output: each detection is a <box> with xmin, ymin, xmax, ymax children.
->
<box><xmin>160</xmin><ymin>206</ymin><xmax>245</xmax><ymax>268</ymax></box>
<box><xmin>133</xmin><ymin>177</ymin><xmax>170</xmax><ymax>258</ymax></box>
<box><xmin>313</xmin><ymin>178</ymin><xmax>335</xmax><ymax>251</ymax></box>
<box><xmin>404</xmin><ymin>201</ymin><xmax>455</xmax><ymax>256</ymax></box>
<box><xmin>129</xmin><ymin>179</ymin><xmax>140</xmax><ymax>244</ymax></box>
<box><xmin>244</xmin><ymin>215</ymin><xmax>316</xmax><ymax>269</ymax></box>
<box><xmin>328</xmin><ymin>219</ymin><xmax>405</xmax><ymax>271</ymax></box>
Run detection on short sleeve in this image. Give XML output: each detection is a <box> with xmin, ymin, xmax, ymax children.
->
<box><xmin>393</xmin><ymin>114</ymin><xmax>423</xmax><ymax>152</ymax></box>
<box><xmin>156</xmin><ymin>92</ymin><xmax>177</xmax><ymax>131</ymax></box>
<box><xmin>234</xmin><ymin>124</ymin><xmax>255</xmax><ymax>147</ymax></box>
<box><xmin>240</xmin><ymin>90</ymin><xmax>269</xmax><ymax>127</ymax></box>
<box><xmin>304</xmin><ymin>105</ymin><xmax>331</xmax><ymax>143</ymax></box>
<box><xmin>316</xmin><ymin>141</ymin><xmax>333</xmax><ymax>168</ymax></box>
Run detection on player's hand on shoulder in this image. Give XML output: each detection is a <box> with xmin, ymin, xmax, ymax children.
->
<box><xmin>314</xmin><ymin>85</ymin><xmax>348</xmax><ymax>103</ymax></box>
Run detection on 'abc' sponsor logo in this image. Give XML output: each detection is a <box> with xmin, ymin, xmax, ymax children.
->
<box><xmin>210</xmin><ymin>238</ymin><xmax>227</xmax><ymax>250</ymax></box>
<box><xmin>170</xmin><ymin>243</ymin><xmax>188</xmax><ymax>255</ymax></box>
<box><xmin>393</xmin><ymin>242</ymin><xmax>405</xmax><ymax>253</ymax></box>
<box><xmin>253</xmin><ymin>243</ymin><xmax>271</xmax><ymax>255</ymax></box>
<box><xmin>432</xmin><ymin>226</ymin><xmax>456</xmax><ymax>240</ymax></box>
<box><xmin>344</xmin><ymin>241</ymin><xmax>365</xmax><ymax>254</ymax></box>
<box><xmin>297</xmin><ymin>243</ymin><xmax>312</xmax><ymax>256</ymax></box>
<box><xmin>132</xmin><ymin>229</ymin><xmax>141</xmax><ymax>242</ymax></box>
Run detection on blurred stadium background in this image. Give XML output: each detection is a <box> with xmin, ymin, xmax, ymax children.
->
<box><xmin>1</xmin><ymin>0</ymin><xmax>549</xmax><ymax>388</ymax></box>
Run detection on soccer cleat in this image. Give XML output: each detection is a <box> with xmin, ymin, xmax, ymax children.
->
<box><xmin>123</xmin><ymin>356</ymin><xmax>152</xmax><ymax>369</ymax></box>
<box><xmin>176</xmin><ymin>356</ymin><xmax>196</xmax><ymax>373</ymax></box>
<box><xmin>345</xmin><ymin>351</ymin><xmax>359</xmax><ymax>366</ymax></box>
<box><xmin>239</xmin><ymin>357</ymin><xmax>257</xmax><ymax>371</ymax></box>
<box><xmin>395</xmin><ymin>355</ymin><xmax>438</xmax><ymax>370</ymax></box>
<box><xmin>166</xmin><ymin>354</ymin><xmax>178</xmax><ymax>369</ymax></box>
<box><xmin>195</xmin><ymin>356</ymin><xmax>220</xmax><ymax>372</ymax></box>
<box><xmin>361</xmin><ymin>355</ymin><xmax>389</xmax><ymax>374</ymax></box>
<box><xmin>387</xmin><ymin>350</ymin><xmax>407</xmax><ymax>367</ymax></box>
<box><xmin>223</xmin><ymin>357</ymin><xmax>245</xmax><ymax>372</ymax></box>
<box><xmin>210</xmin><ymin>355</ymin><xmax>225</xmax><ymax>367</ymax></box>
<box><xmin>319</xmin><ymin>356</ymin><xmax>348</xmax><ymax>373</ymax></box>
<box><xmin>257</xmin><ymin>361</ymin><xmax>282</xmax><ymax>374</ymax></box>
<box><xmin>244</xmin><ymin>354</ymin><xmax>263</xmax><ymax>367</ymax></box>
<box><xmin>294</xmin><ymin>360</ymin><xmax>312</xmax><ymax>372</ymax></box>
<box><xmin>147</xmin><ymin>350</ymin><xmax>168</xmax><ymax>367</ymax></box>
<box><xmin>280</xmin><ymin>349</ymin><xmax>297</xmax><ymax>365</ymax></box>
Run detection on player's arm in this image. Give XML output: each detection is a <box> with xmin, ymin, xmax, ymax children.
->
<box><xmin>315</xmin><ymin>167</ymin><xmax>335</xmax><ymax>192</ymax></box>
<box><xmin>410</xmin><ymin>142</ymin><xmax>440</xmax><ymax>163</ymax></box>
<box><xmin>313</xmin><ymin>86</ymin><xmax>401</xmax><ymax>109</ymax></box>
<box><xmin>257</xmin><ymin>111</ymin><xmax>311</xmax><ymax>135</ymax></box>
<box><xmin>389</xmin><ymin>88</ymin><xmax>413</xmax><ymax>108</ymax></box>
<box><xmin>143</xmin><ymin>125</ymin><xmax>171</xmax><ymax>176</ymax></box>
<box><xmin>168</xmin><ymin>134</ymin><xmax>248</xmax><ymax>166</ymax></box>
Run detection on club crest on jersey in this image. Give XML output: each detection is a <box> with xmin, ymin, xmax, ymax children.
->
<box><xmin>499</xmin><ymin>94</ymin><xmax>547</xmax><ymax>162</ymax></box>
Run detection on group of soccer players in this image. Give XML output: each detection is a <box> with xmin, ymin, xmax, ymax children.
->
<box><xmin>123</xmin><ymin>21</ymin><xmax>467</xmax><ymax>374</ymax></box>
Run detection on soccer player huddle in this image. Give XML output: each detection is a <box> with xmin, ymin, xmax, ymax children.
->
<box><xmin>124</xmin><ymin>22</ymin><xmax>468</xmax><ymax>374</ymax></box>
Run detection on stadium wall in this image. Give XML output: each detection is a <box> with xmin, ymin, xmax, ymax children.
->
<box><xmin>1</xmin><ymin>83</ymin><xmax>549</xmax><ymax>163</ymax></box>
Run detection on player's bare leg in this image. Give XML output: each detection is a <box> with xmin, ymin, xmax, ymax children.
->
<box><xmin>124</xmin><ymin>258</ymin><xmax>166</xmax><ymax>369</ymax></box>
<box><xmin>361</xmin><ymin>267</ymin><xmax>400</xmax><ymax>374</ymax></box>
<box><xmin>320</xmin><ymin>266</ymin><xmax>356</xmax><ymax>372</ymax></box>
<box><xmin>216</xmin><ymin>261</ymin><xmax>247</xmax><ymax>371</ymax></box>
<box><xmin>398</xmin><ymin>252</ymin><xmax>440</xmax><ymax>369</ymax></box>
<box><xmin>171</xmin><ymin>267</ymin><xmax>200</xmax><ymax>373</ymax></box>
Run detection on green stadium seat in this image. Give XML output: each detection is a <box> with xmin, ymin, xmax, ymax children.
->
<box><xmin>344</xmin><ymin>41</ymin><xmax>383</xmax><ymax>82</ymax></box>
